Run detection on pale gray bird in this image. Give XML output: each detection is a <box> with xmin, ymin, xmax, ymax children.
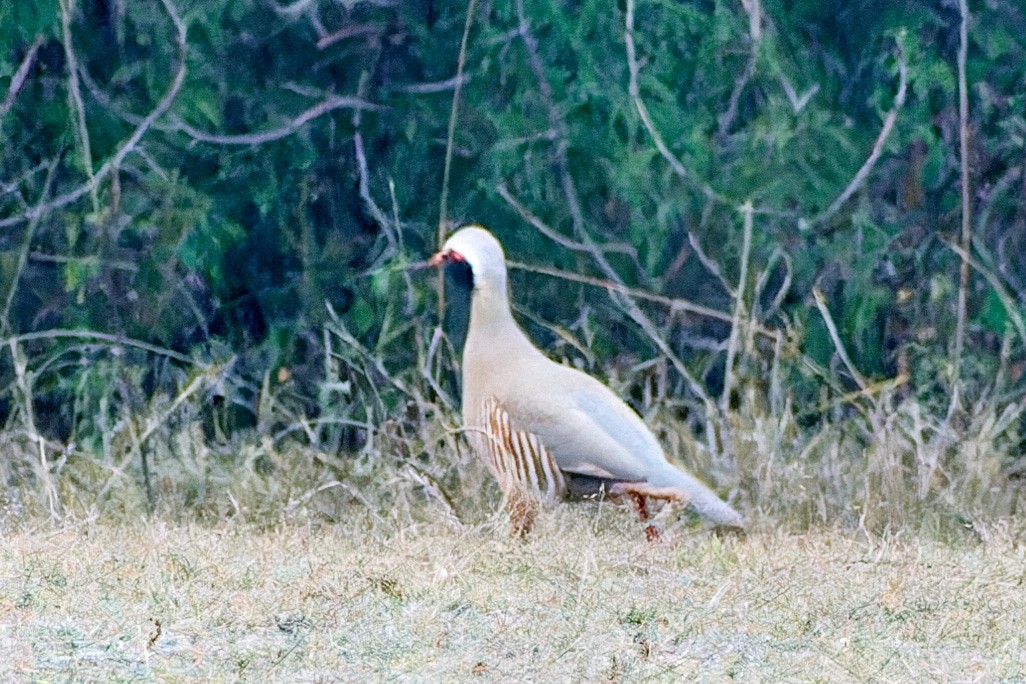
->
<box><xmin>430</xmin><ymin>225</ymin><xmax>744</xmax><ymax>535</ymax></box>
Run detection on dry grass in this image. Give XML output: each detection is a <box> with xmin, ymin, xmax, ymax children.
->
<box><xmin>2</xmin><ymin>507</ymin><xmax>1024</xmax><ymax>682</ymax></box>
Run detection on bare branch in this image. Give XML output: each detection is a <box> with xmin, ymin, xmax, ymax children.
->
<box><xmin>59</xmin><ymin>0</ymin><xmax>99</xmax><ymax>213</ymax></box>
<box><xmin>437</xmin><ymin>0</ymin><xmax>479</xmax><ymax>241</ymax></box>
<box><xmin>172</xmin><ymin>95</ymin><xmax>386</xmax><ymax>146</ymax></box>
<box><xmin>1</xmin><ymin>160</ymin><xmax>60</xmax><ymax>335</ymax></box>
<box><xmin>509</xmin><ymin>259</ymin><xmax>734</xmax><ymax>325</ymax></box>
<box><xmin>437</xmin><ymin>0</ymin><xmax>480</xmax><ymax>325</ymax></box>
<box><xmin>720</xmin><ymin>201</ymin><xmax>754</xmax><ymax>412</ymax></box>
<box><xmin>352</xmin><ymin>71</ymin><xmax>399</xmax><ymax>258</ymax></box>
<box><xmin>717</xmin><ymin>0</ymin><xmax>762</xmax><ymax>137</ymax></box>
<box><xmin>950</xmin><ymin>0</ymin><xmax>973</xmax><ymax>418</ymax></box>
<box><xmin>266</xmin><ymin>0</ymin><xmax>318</xmax><ymax>16</ymax></box>
<box><xmin>0</xmin><ymin>35</ymin><xmax>44</xmax><ymax>120</ymax></box>
<box><xmin>812</xmin><ymin>287</ymin><xmax>869</xmax><ymax>391</ymax></box>
<box><xmin>395</xmin><ymin>74</ymin><xmax>472</xmax><ymax>95</ymax></box>
<box><xmin>496</xmin><ymin>183</ymin><xmax>637</xmax><ymax>259</ymax></box>
<box><xmin>82</xmin><ymin>66</ymin><xmax>384</xmax><ymax>147</ymax></box>
<box><xmin>809</xmin><ymin>42</ymin><xmax>908</xmax><ymax>228</ymax></box>
<box><xmin>624</xmin><ymin>0</ymin><xmax>724</xmax><ymax>203</ymax></box>
<box><xmin>2</xmin><ymin>329</ymin><xmax>199</xmax><ymax>366</ymax></box>
<box><xmin>779</xmin><ymin>75</ymin><xmax>819</xmax><ymax>113</ymax></box>
<box><xmin>753</xmin><ymin>247</ymin><xmax>793</xmax><ymax>322</ymax></box>
<box><xmin>77</xmin><ymin>62</ymin><xmax>143</xmax><ymax>124</ymax></box>
<box><xmin>945</xmin><ymin>240</ymin><xmax>1026</xmax><ymax>357</ymax></box>
<box><xmin>138</xmin><ymin>370</ymin><xmax>213</xmax><ymax>444</ymax></box>
<box><xmin>0</xmin><ymin>0</ymin><xmax>189</xmax><ymax>230</ymax></box>
<box><xmin>316</xmin><ymin>23</ymin><xmax>382</xmax><ymax>50</ymax></box>
<box><xmin>687</xmin><ymin>231</ymin><xmax>736</xmax><ymax>296</ymax></box>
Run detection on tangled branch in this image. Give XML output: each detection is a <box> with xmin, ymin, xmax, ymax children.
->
<box><xmin>0</xmin><ymin>0</ymin><xmax>188</xmax><ymax>230</ymax></box>
<box><xmin>807</xmin><ymin>41</ymin><xmax>908</xmax><ymax>228</ymax></box>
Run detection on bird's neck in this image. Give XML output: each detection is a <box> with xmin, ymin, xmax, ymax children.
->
<box><xmin>467</xmin><ymin>283</ymin><xmax>540</xmax><ymax>355</ymax></box>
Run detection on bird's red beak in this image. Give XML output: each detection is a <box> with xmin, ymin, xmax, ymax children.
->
<box><xmin>428</xmin><ymin>249</ymin><xmax>466</xmax><ymax>267</ymax></box>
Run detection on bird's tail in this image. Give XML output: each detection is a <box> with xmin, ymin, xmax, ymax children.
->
<box><xmin>659</xmin><ymin>465</ymin><xmax>745</xmax><ymax>530</ymax></box>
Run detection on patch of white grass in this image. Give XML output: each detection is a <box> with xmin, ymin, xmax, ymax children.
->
<box><xmin>1</xmin><ymin>510</ymin><xmax>1024</xmax><ymax>681</ymax></box>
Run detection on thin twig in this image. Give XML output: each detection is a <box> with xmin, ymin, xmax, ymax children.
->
<box><xmin>687</xmin><ymin>230</ymin><xmax>736</xmax><ymax>297</ymax></box>
<box><xmin>28</xmin><ymin>251</ymin><xmax>138</xmax><ymax>272</ymax></box>
<box><xmin>769</xmin><ymin>328</ymin><xmax>784</xmax><ymax>415</ymax></box>
<box><xmin>76</xmin><ymin>62</ymin><xmax>135</xmax><ymax>122</ymax></box>
<box><xmin>352</xmin><ymin>71</ymin><xmax>395</xmax><ymax>250</ymax></box>
<box><xmin>2</xmin><ymin>329</ymin><xmax>198</xmax><ymax>366</ymax></box>
<box><xmin>59</xmin><ymin>0</ymin><xmax>99</xmax><ymax>213</ymax></box>
<box><xmin>139</xmin><ymin>370</ymin><xmax>214</xmax><ymax>444</ymax></box>
<box><xmin>496</xmin><ymin>183</ymin><xmax>637</xmax><ymax>258</ymax></box>
<box><xmin>80</xmin><ymin>62</ymin><xmax>383</xmax><ymax>151</ymax></box>
<box><xmin>324</xmin><ymin>303</ymin><xmax>412</xmax><ymax>398</ymax></box>
<box><xmin>809</xmin><ymin>41</ymin><xmax>908</xmax><ymax>228</ymax></box>
<box><xmin>316</xmin><ymin>23</ymin><xmax>381</xmax><ymax>50</ymax></box>
<box><xmin>396</xmin><ymin>74</ymin><xmax>472</xmax><ymax>94</ymax></box>
<box><xmin>720</xmin><ymin>201</ymin><xmax>754</xmax><ymax>412</ymax></box>
<box><xmin>717</xmin><ymin>0</ymin><xmax>762</xmax><ymax>137</ymax></box>
<box><xmin>437</xmin><ymin>0</ymin><xmax>479</xmax><ymax>237</ymax></box>
<box><xmin>799</xmin><ymin>372</ymin><xmax>908</xmax><ymax>419</ymax></box>
<box><xmin>0</xmin><ymin>0</ymin><xmax>188</xmax><ymax>230</ymax></box>
<box><xmin>812</xmin><ymin>287</ymin><xmax>869</xmax><ymax>391</ymax></box>
<box><xmin>778</xmin><ymin>75</ymin><xmax>819</xmax><ymax>113</ymax></box>
<box><xmin>437</xmin><ymin>0</ymin><xmax>479</xmax><ymax>322</ymax></box>
<box><xmin>753</xmin><ymin>247</ymin><xmax>793</xmax><ymax>323</ymax></box>
<box><xmin>171</xmin><ymin>95</ymin><xmax>385</xmax><ymax>146</ymax></box>
<box><xmin>0</xmin><ymin>161</ymin><xmax>49</xmax><ymax>208</ymax></box>
<box><xmin>508</xmin><ymin>259</ymin><xmax>756</xmax><ymax>329</ymax></box>
<box><xmin>945</xmin><ymin>241</ymin><xmax>1025</xmax><ymax>353</ymax></box>
<box><xmin>0</xmin><ymin>35</ymin><xmax>44</xmax><ymax>120</ymax></box>
<box><xmin>1</xmin><ymin>160</ymin><xmax>60</xmax><ymax>334</ymax></box>
<box><xmin>624</xmin><ymin>0</ymin><xmax>723</xmax><ymax>203</ymax></box>
<box><xmin>8</xmin><ymin>338</ymin><xmax>61</xmax><ymax>518</ymax></box>
<box><xmin>949</xmin><ymin>0</ymin><xmax>973</xmax><ymax>418</ymax></box>
<box><xmin>267</xmin><ymin>0</ymin><xmax>318</xmax><ymax>16</ymax></box>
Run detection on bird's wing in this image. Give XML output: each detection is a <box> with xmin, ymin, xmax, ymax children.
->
<box><xmin>482</xmin><ymin>397</ymin><xmax>566</xmax><ymax>503</ymax></box>
<box><xmin>503</xmin><ymin>364</ymin><xmax>669</xmax><ymax>483</ymax></box>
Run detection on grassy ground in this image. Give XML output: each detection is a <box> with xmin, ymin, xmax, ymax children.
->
<box><xmin>2</xmin><ymin>507</ymin><xmax>1024</xmax><ymax>683</ymax></box>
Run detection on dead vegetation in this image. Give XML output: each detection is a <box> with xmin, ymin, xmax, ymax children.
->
<box><xmin>1</xmin><ymin>514</ymin><xmax>1024</xmax><ymax>681</ymax></box>
<box><xmin>2</xmin><ymin>1</ymin><xmax>1026</xmax><ymax>678</ymax></box>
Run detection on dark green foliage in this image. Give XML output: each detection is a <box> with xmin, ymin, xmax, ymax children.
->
<box><xmin>1</xmin><ymin>0</ymin><xmax>1024</xmax><ymax>525</ymax></box>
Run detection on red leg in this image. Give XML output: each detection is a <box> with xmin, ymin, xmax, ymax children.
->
<box><xmin>630</xmin><ymin>492</ymin><xmax>661</xmax><ymax>542</ymax></box>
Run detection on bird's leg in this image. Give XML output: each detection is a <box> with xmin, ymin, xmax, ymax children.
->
<box><xmin>506</xmin><ymin>487</ymin><xmax>538</xmax><ymax>538</ymax></box>
<box><xmin>630</xmin><ymin>492</ymin><xmax>661</xmax><ymax>543</ymax></box>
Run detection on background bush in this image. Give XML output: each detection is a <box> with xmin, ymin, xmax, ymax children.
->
<box><xmin>1</xmin><ymin>0</ymin><xmax>1024</xmax><ymax>529</ymax></box>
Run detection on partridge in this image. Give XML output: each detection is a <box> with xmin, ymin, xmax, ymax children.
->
<box><xmin>430</xmin><ymin>225</ymin><xmax>744</xmax><ymax>535</ymax></box>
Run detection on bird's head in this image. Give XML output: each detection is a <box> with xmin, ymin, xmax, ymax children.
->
<box><xmin>429</xmin><ymin>225</ymin><xmax>508</xmax><ymax>293</ymax></box>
